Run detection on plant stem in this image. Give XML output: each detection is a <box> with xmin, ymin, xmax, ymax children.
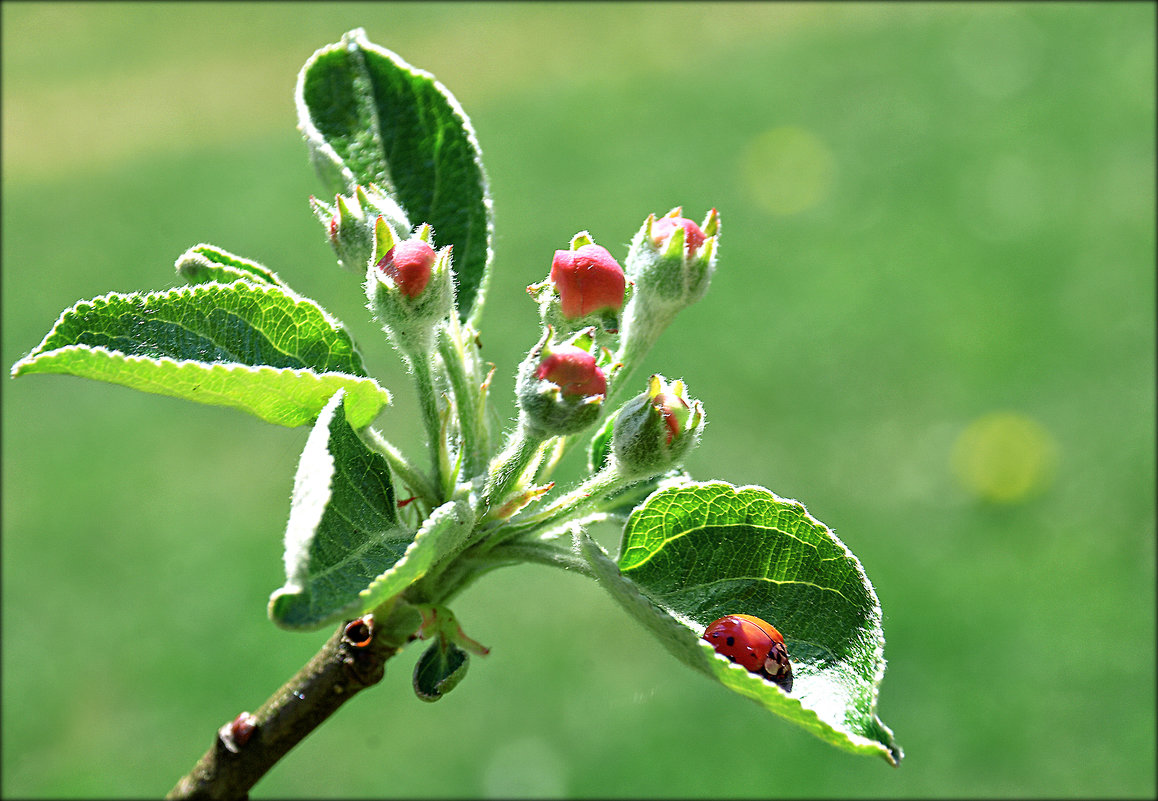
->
<box><xmin>365</xmin><ymin>427</ymin><xmax>440</xmax><ymax>508</ymax></box>
<box><xmin>488</xmin><ymin>537</ymin><xmax>596</xmax><ymax>579</ymax></box>
<box><xmin>407</xmin><ymin>352</ymin><xmax>445</xmax><ymax>493</ymax></box>
<box><xmin>437</xmin><ymin>324</ymin><xmax>484</xmax><ymax>478</ymax></box>
<box><xmin>166</xmin><ymin>601</ymin><xmax>418</xmax><ymax>800</ymax></box>
<box><xmin>498</xmin><ymin>466</ymin><xmax>626</xmax><ymax>543</ymax></box>
<box><xmin>480</xmin><ymin>420</ymin><xmax>547</xmax><ymax>516</ymax></box>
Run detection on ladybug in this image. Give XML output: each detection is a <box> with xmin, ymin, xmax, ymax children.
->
<box><xmin>702</xmin><ymin>614</ymin><xmax>793</xmax><ymax>692</ymax></box>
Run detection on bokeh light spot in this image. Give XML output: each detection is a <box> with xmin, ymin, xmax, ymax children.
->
<box><xmin>741</xmin><ymin>125</ymin><xmax>836</xmax><ymax>216</ymax></box>
<box><xmin>951</xmin><ymin>411</ymin><xmax>1058</xmax><ymax>503</ymax></box>
<box><xmin>948</xmin><ymin>9</ymin><xmax>1044</xmax><ymax>99</ymax></box>
<box><xmin>482</xmin><ymin>736</ymin><xmax>566</xmax><ymax>798</ymax></box>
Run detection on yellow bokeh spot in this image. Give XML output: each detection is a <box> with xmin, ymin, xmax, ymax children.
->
<box><xmin>951</xmin><ymin>412</ymin><xmax>1058</xmax><ymax>504</ymax></box>
<box><xmin>741</xmin><ymin>125</ymin><xmax>835</xmax><ymax>216</ymax></box>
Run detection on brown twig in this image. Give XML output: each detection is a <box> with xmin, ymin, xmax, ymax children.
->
<box><xmin>166</xmin><ymin>607</ymin><xmax>414</xmax><ymax>800</ymax></box>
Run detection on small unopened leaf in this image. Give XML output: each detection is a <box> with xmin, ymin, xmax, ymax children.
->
<box><xmin>175</xmin><ymin>243</ymin><xmax>289</xmax><ymax>288</ymax></box>
<box><xmin>413</xmin><ymin>641</ymin><xmax>470</xmax><ymax>702</ymax></box>
<box><xmin>269</xmin><ymin>390</ymin><xmax>412</xmax><ymax>630</ymax></box>
<box><xmin>582</xmin><ymin>480</ymin><xmax>901</xmax><ymax>765</ymax></box>
<box><xmin>296</xmin><ymin>28</ymin><xmax>493</xmax><ymax>323</ymax></box>
<box><xmin>11</xmin><ymin>281</ymin><xmax>389</xmax><ymax>427</ymax></box>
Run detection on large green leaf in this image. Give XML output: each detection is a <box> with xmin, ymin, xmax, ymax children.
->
<box><xmin>581</xmin><ymin>480</ymin><xmax>901</xmax><ymax>765</ymax></box>
<box><xmin>269</xmin><ymin>390</ymin><xmax>411</xmax><ymax>629</ymax></box>
<box><xmin>296</xmin><ymin>28</ymin><xmax>493</xmax><ymax>324</ymax></box>
<box><xmin>269</xmin><ymin>389</ymin><xmax>475</xmax><ymax>629</ymax></box>
<box><xmin>11</xmin><ymin>280</ymin><xmax>389</xmax><ymax>428</ymax></box>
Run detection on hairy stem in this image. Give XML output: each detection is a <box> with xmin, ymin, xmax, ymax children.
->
<box><xmin>365</xmin><ymin>427</ymin><xmax>440</xmax><ymax>508</ymax></box>
<box><xmin>497</xmin><ymin>466</ymin><xmax>626</xmax><ymax>544</ymax></box>
<box><xmin>437</xmin><ymin>324</ymin><xmax>485</xmax><ymax>478</ymax></box>
<box><xmin>407</xmin><ymin>353</ymin><xmax>446</xmax><ymax>492</ymax></box>
<box><xmin>480</xmin><ymin>420</ymin><xmax>548</xmax><ymax>516</ymax></box>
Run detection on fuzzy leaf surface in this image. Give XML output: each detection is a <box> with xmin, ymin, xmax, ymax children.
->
<box><xmin>175</xmin><ymin>243</ymin><xmax>289</xmax><ymax>288</ymax></box>
<box><xmin>356</xmin><ymin>498</ymin><xmax>474</xmax><ymax>613</ymax></box>
<box><xmin>11</xmin><ymin>281</ymin><xmax>389</xmax><ymax>428</ymax></box>
<box><xmin>269</xmin><ymin>390</ymin><xmax>411</xmax><ymax>629</ymax></box>
<box><xmin>582</xmin><ymin>480</ymin><xmax>901</xmax><ymax>765</ymax></box>
<box><xmin>297</xmin><ymin>28</ymin><xmax>493</xmax><ymax>323</ymax></box>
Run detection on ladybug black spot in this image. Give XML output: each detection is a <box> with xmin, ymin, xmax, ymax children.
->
<box><xmin>725</xmin><ymin>636</ymin><xmax>735</xmax><ymax>647</ymax></box>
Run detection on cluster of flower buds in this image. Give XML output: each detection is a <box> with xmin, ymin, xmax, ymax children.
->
<box><xmin>515</xmin><ymin>327</ymin><xmax>609</xmax><ymax>436</ymax></box>
<box><xmin>527</xmin><ymin>232</ymin><xmax>630</xmax><ymax>335</ymax></box>
<box><xmin>618</xmin><ymin>207</ymin><xmax>719</xmax><ymax>352</ymax></box>
<box><xmin>609</xmin><ymin>374</ymin><xmax>705</xmax><ymax>480</ymax></box>
<box><xmin>310</xmin><ymin>183</ymin><xmax>411</xmax><ymax>273</ymax></box>
<box><xmin>365</xmin><ymin>219</ymin><xmax>455</xmax><ymax>355</ymax></box>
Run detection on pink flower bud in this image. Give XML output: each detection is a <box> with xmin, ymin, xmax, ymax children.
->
<box><xmin>549</xmin><ymin>244</ymin><xmax>626</xmax><ymax>318</ymax></box>
<box><xmin>650</xmin><ymin>215</ymin><xmax>707</xmax><ymax>254</ymax></box>
<box><xmin>377</xmin><ymin>239</ymin><xmax>436</xmax><ymax>298</ymax></box>
<box><xmin>652</xmin><ymin>392</ymin><xmax>692</xmax><ymax>445</ymax></box>
<box><xmin>535</xmin><ymin>346</ymin><xmax>607</xmax><ymax>398</ymax></box>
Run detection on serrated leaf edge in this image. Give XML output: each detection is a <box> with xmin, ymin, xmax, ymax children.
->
<box><xmin>12</xmin><ymin>342</ymin><xmax>390</xmax><ymax>428</ymax></box>
<box><xmin>294</xmin><ymin>28</ymin><xmax>494</xmax><ymax>324</ymax></box>
<box><xmin>13</xmin><ymin>280</ymin><xmax>371</xmax><ymax>377</ymax></box>
<box><xmin>702</xmin><ymin>641</ymin><xmax>899</xmax><ymax>764</ymax></box>
<box><xmin>610</xmin><ymin>480</ymin><xmax>901</xmax><ymax>765</ymax></box>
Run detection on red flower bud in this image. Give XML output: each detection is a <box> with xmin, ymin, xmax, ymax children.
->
<box><xmin>650</xmin><ymin>215</ymin><xmax>707</xmax><ymax>254</ymax></box>
<box><xmin>550</xmin><ymin>244</ymin><xmax>626</xmax><ymax>318</ymax></box>
<box><xmin>535</xmin><ymin>346</ymin><xmax>607</xmax><ymax>398</ymax></box>
<box><xmin>377</xmin><ymin>239</ymin><xmax>436</xmax><ymax>298</ymax></box>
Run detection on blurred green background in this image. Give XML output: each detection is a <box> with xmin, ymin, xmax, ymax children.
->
<box><xmin>3</xmin><ymin>2</ymin><xmax>1154</xmax><ymax>797</ymax></box>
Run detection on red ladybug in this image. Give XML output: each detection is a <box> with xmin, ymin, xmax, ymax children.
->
<box><xmin>702</xmin><ymin>614</ymin><xmax>793</xmax><ymax>692</ymax></box>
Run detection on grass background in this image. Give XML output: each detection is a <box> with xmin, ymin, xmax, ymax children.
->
<box><xmin>2</xmin><ymin>2</ymin><xmax>1154</xmax><ymax>797</ymax></box>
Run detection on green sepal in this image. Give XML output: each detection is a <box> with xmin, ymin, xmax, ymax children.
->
<box><xmin>11</xmin><ymin>282</ymin><xmax>390</xmax><ymax>428</ymax></box>
<box><xmin>296</xmin><ymin>28</ymin><xmax>493</xmax><ymax>324</ymax></box>
<box><xmin>588</xmin><ymin>408</ymin><xmax>618</xmax><ymax>473</ymax></box>
<box><xmin>580</xmin><ymin>480</ymin><xmax>902</xmax><ymax>766</ymax></box>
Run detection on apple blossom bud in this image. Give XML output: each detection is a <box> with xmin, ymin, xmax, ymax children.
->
<box><xmin>649</xmin><ymin>214</ymin><xmax>707</xmax><ymax>255</ymax></box>
<box><xmin>611</xmin><ymin>374</ymin><xmax>704</xmax><ymax>480</ymax></box>
<box><xmin>550</xmin><ymin>244</ymin><xmax>626</xmax><ymax>318</ymax></box>
<box><xmin>516</xmin><ymin>328</ymin><xmax>606</xmax><ymax>436</ymax></box>
<box><xmin>614</xmin><ymin>208</ymin><xmax>719</xmax><ymax>386</ymax></box>
<box><xmin>312</xmin><ymin>184</ymin><xmax>411</xmax><ymax>273</ymax></box>
<box><xmin>528</xmin><ymin>232</ymin><xmax>631</xmax><ymax>336</ymax></box>
<box><xmin>366</xmin><ymin>222</ymin><xmax>456</xmax><ymax>356</ymax></box>
<box><xmin>625</xmin><ymin>207</ymin><xmax>718</xmax><ymax>309</ymax></box>
<box><xmin>378</xmin><ymin>239</ymin><xmax>435</xmax><ymax>299</ymax></box>
<box><xmin>536</xmin><ymin>346</ymin><xmax>607</xmax><ymax>397</ymax></box>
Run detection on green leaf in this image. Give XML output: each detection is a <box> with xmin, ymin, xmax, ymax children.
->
<box><xmin>355</xmin><ymin>497</ymin><xmax>474</xmax><ymax>613</ymax></box>
<box><xmin>175</xmin><ymin>243</ymin><xmax>289</xmax><ymax>288</ymax></box>
<box><xmin>296</xmin><ymin>28</ymin><xmax>493</xmax><ymax>324</ymax></box>
<box><xmin>11</xmin><ymin>281</ymin><xmax>389</xmax><ymax>428</ymax></box>
<box><xmin>581</xmin><ymin>480</ymin><xmax>902</xmax><ymax>765</ymax></box>
<box><xmin>413</xmin><ymin>640</ymin><xmax>471</xmax><ymax>702</ymax></box>
<box><xmin>269</xmin><ymin>390</ymin><xmax>412</xmax><ymax>630</ymax></box>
